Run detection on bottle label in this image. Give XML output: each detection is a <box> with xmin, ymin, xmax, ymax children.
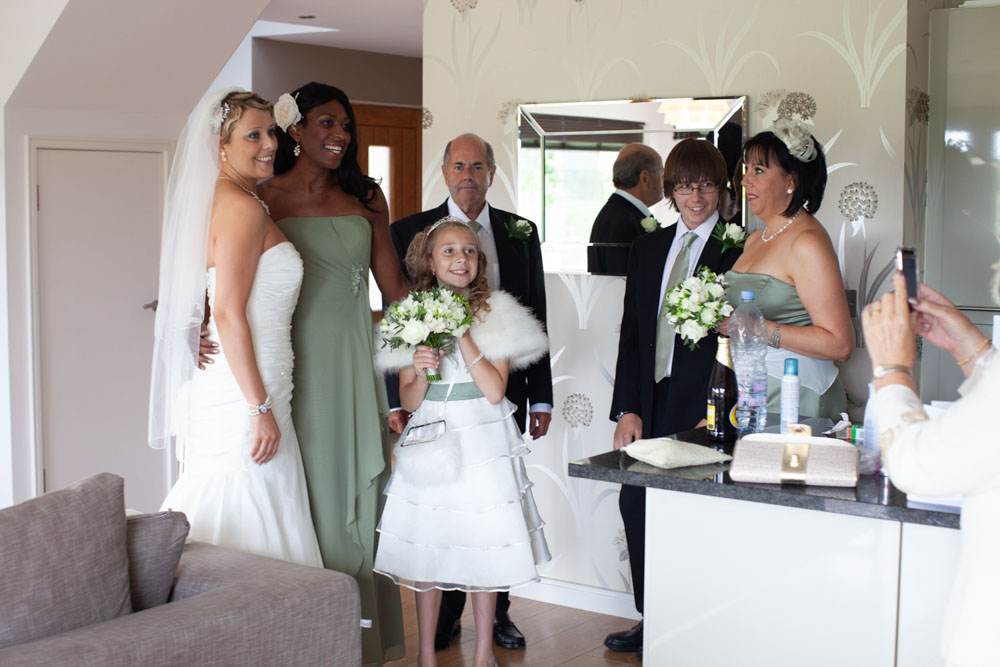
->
<box><xmin>728</xmin><ymin>404</ymin><xmax>738</xmax><ymax>428</ymax></box>
<box><xmin>706</xmin><ymin>404</ymin><xmax>716</xmax><ymax>431</ymax></box>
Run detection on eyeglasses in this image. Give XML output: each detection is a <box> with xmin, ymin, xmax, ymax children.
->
<box><xmin>673</xmin><ymin>182</ymin><xmax>718</xmax><ymax>196</ymax></box>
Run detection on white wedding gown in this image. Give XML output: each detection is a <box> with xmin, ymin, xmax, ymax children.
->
<box><xmin>161</xmin><ymin>242</ymin><xmax>322</xmax><ymax>567</ymax></box>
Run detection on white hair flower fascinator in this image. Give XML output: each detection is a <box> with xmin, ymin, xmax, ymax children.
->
<box><xmin>274</xmin><ymin>93</ymin><xmax>302</xmax><ymax>132</ymax></box>
<box><xmin>755</xmin><ymin>89</ymin><xmax>818</xmax><ymax>163</ymax></box>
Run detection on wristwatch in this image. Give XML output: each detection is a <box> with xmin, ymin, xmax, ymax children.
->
<box><xmin>248</xmin><ymin>395</ymin><xmax>272</xmax><ymax>416</ymax></box>
<box><xmin>614</xmin><ymin>411</ymin><xmax>632</xmax><ymax>422</ymax></box>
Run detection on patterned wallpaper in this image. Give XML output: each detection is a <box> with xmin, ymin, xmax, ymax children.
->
<box><xmin>421</xmin><ymin>0</ymin><xmax>935</xmax><ymax>599</ymax></box>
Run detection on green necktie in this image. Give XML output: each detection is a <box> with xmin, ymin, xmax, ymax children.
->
<box><xmin>654</xmin><ymin>232</ymin><xmax>696</xmax><ymax>381</ymax></box>
<box><xmin>466</xmin><ymin>219</ymin><xmax>482</xmax><ymax>233</ymax></box>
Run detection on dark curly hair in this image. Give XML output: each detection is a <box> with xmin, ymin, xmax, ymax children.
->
<box><xmin>740</xmin><ymin>130</ymin><xmax>827</xmax><ymax>217</ymax></box>
<box><xmin>404</xmin><ymin>218</ymin><xmax>491</xmax><ymax>319</ymax></box>
<box><xmin>274</xmin><ymin>82</ymin><xmax>378</xmax><ymax>210</ymax></box>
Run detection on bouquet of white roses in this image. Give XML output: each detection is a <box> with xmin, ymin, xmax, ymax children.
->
<box><xmin>663</xmin><ymin>267</ymin><xmax>734</xmax><ymax>350</ymax></box>
<box><xmin>379</xmin><ymin>287</ymin><xmax>475</xmax><ymax>382</ymax></box>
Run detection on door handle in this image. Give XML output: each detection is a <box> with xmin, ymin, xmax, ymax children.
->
<box><xmin>143</xmin><ymin>300</ymin><xmax>158</xmax><ymax>312</ymax></box>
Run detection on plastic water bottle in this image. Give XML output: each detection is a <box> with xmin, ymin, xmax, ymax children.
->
<box><xmin>780</xmin><ymin>358</ymin><xmax>800</xmax><ymax>434</ymax></box>
<box><xmin>863</xmin><ymin>382</ymin><xmax>884</xmax><ymax>474</ymax></box>
<box><xmin>730</xmin><ymin>290</ymin><xmax>768</xmax><ymax>435</ymax></box>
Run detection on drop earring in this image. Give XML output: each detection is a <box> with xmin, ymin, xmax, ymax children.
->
<box><xmin>220</xmin><ymin>150</ymin><xmax>227</xmax><ymax>163</ymax></box>
<box><xmin>293</xmin><ymin>143</ymin><xmax>301</xmax><ymax>157</ymax></box>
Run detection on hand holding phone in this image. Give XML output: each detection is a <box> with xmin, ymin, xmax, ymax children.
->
<box><xmin>896</xmin><ymin>246</ymin><xmax>918</xmax><ymax>306</ymax></box>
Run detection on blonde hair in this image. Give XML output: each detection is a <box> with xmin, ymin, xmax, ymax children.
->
<box><xmin>404</xmin><ymin>217</ymin><xmax>491</xmax><ymax>317</ymax></box>
<box><xmin>219</xmin><ymin>91</ymin><xmax>273</xmax><ymax>144</ymax></box>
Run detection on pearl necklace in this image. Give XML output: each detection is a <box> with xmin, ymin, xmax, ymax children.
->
<box><xmin>218</xmin><ymin>177</ymin><xmax>270</xmax><ymax>215</ymax></box>
<box><xmin>760</xmin><ymin>210</ymin><xmax>800</xmax><ymax>243</ymax></box>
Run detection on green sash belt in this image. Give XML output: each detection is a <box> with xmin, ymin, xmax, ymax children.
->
<box><xmin>425</xmin><ymin>382</ymin><xmax>484</xmax><ymax>402</ymax></box>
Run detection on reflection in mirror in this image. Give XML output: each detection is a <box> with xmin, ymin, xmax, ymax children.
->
<box><xmin>518</xmin><ymin>97</ymin><xmax>746</xmax><ymax>274</ymax></box>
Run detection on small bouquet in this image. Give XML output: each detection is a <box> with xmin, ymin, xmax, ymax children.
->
<box><xmin>379</xmin><ymin>287</ymin><xmax>474</xmax><ymax>382</ymax></box>
<box><xmin>711</xmin><ymin>222</ymin><xmax>748</xmax><ymax>252</ymax></box>
<box><xmin>640</xmin><ymin>215</ymin><xmax>660</xmax><ymax>233</ymax></box>
<box><xmin>663</xmin><ymin>267</ymin><xmax>734</xmax><ymax>350</ymax></box>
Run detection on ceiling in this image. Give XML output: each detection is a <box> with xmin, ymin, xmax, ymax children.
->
<box><xmin>259</xmin><ymin>0</ymin><xmax>423</xmax><ymax>57</ymax></box>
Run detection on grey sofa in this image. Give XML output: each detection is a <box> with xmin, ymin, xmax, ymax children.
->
<box><xmin>0</xmin><ymin>473</ymin><xmax>362</xmax><ymax>666</ymax></box>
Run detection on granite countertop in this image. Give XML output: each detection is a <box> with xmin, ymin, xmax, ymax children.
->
<box><xmin>568</xmin><ymin>428</ymin><xmax>960</xmax><ymax>530</ymax></box>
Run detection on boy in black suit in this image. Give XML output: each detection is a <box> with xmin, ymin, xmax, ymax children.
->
<box><xmin>604</xmin><ymin>139</ymin><xmax>742</xmax><ymax>658</ymax></box>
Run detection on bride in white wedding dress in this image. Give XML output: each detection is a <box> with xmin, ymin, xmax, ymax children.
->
<box><xmin>150</xmin><ymin>88</ymin><xmax>321</xmax><ymax>567</ymax></box>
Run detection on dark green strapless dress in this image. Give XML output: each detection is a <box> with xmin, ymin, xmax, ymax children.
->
<box><xmin>724</xmin><ymin>271</ymin><xmax>847</xmax><ymax>421</ymax></box>
<box><xmin>276</xmin><ymin>215</ymin><xmax>404</xmax><ymax>666</ymax></box>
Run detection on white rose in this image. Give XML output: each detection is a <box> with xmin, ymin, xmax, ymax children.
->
<box><xmin>704</xmin><ymin>282</ymin><xmax>725</xmax><ymax>299</ymax></box>
<box><xmin>682</xmin><ymin>276</ymin><xmax>701</xmax><ymax>291</ymax></box>
<box><xmin>679</xmin><ymin>320</ymin><xmax>708</xmax><ymax>343</ymax></box>
<box><xmin>679</xmin><ymin>297</ymin><xmax>694</xmax><ymax>312</ymax></box>
<box><xmin>700</xmin><ymin>308</ymin><xmax>718</xmax><ymax>325</ymax></box>
<box><xmin>453</xmin><ymin>323</ymin><xmax>471</xmax><ymax>337</ymax></box>
<box><xmin>723</xmin><ymin>223</ymin><xmax>743</xmax><ymax>242</ymax></box>
<box><xmin>273</xmin><ymin>93</ymin><xmax>302</xmax><ymax>132</ymax></box>
<box><xmin>640</xmin><ymin>216</ymin><xmax>659</xmax><ymax>233</ymax></box>
<box><xmin>400</xmin><ymin>320</ymin><xmax>430</xmax><ymax>346</ymax></box>
<box><xmin>516</xmin><ymin>219</ymin><xmax>531</xmax><ymax>233</ymax></box>
<box><xmin>667</xmin><ymin>290</ymin><xmax>683</xmax><ymax>306</ymax></box>
<box><xmin>720</xmin><ymin>303</ymin><xmax>734</xmax><ymax>317</ymax></box>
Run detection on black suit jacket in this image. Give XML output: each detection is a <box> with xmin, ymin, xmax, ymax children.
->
<box><xmin>388</xmin><ymin>200</ymin><xmax>554</xmax><ymax>433</ymax></box>
<box><xmin>588</xmin><ymin>193</ymin><xmax>647</xmax><ymax>275</ymax></box>
<box><xmin>610</xmin><ymin>224</ymin><xmax>742</xmax><ymax>438</ymax></box>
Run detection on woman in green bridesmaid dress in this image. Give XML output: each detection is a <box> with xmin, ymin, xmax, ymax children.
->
<box><xmin>260</xmin><ymin>82</ymin><xmax>409</xmax><ymax>666</ymax></box>
<box><xmin>721</xmin><ymin>130</ymin><xmax>853</xmax><ymax>421</ymax></box>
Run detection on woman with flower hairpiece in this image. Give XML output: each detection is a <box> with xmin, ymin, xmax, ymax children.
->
<box><xmin>150</xmin><ymin>89</ymin><xmax>322</xmax><ymax>567</ymax></box>
<box><xmin>257</xmin><ymin>82</ymin><xmax>408</xmax><ymax>664</ymax></box>
<box><xmin>720</xmin><ymin>126</ymin><xmax>853</xmax><ymax>420</ymax></box>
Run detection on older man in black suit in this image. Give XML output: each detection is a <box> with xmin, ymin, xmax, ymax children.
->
<box><xmin>604</xmin><ymin>139</ymin><xmax>742</xmax><ymax>659</ymax></box>
<box><xmin>387</xmin><ymin>132</ymin><xmax>553</xmax><ymax>651</ymax></box>
<box><xmin>588</xmin><ymin>143</ymin><xmax>664</xmax><ymax>275</ymax></box>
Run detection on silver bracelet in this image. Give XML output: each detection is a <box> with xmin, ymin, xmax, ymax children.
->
<box><xmin>768</xmin><ymin>323</ymin><xmax>782</xmax><ymax>349</ymax></box>
<box><xmin>247</xmin><ymin>395</ymin><xmax>271</xmax><ymax>416</ymax></box>
<box><xmin>464</xmin><ymin>352</ymin><xmax>484</xmax><ymax>372</ymax></box>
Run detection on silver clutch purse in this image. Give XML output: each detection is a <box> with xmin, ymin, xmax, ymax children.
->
<box><xmin>729</xmin><ymin>424</ymin><xmax>859</xmax><ymax>487</ymax></box>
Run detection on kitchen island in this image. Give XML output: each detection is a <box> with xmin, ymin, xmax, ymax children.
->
<box><xmin>569</xmin><ymin>430</ymin><xmax>960</xmax><ymax>667</ymax></box>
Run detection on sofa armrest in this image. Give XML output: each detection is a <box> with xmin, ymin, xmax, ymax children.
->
<box><xmin>0</xmin><ymin>541</ymin><xmax>361</xmax><ymax>666</ymax></box>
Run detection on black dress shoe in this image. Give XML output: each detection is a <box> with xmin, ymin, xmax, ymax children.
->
<box><xmin>434</xmin><ymin>616</ymin><xmax>460</xmax><ymax>651</ymax></box>
<box><xmin>604</xmin><ymin>620</ymin><xmax>642</xmax><ymax>653</ymax></box>
<box><xmin>493</xmin><ymin>609</ymin><xmax>526</xmax><ymax>649</ymax></box>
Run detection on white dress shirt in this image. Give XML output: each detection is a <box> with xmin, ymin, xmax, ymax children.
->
<box><xmin>445</xmin><ymin>197</ymin><xmax>551</xmax><ymax>416</ymax></box>
<box><xmin>614</xmin><ymin>189</ymin><xmax>653</xmax><ymax>218</ymax></box>
<box><xmin>447</xmin><ymin>198</ymin><xmax>501</xmax><ymax>290</ymax></box>
<box><xmin>655</xmin><ymin>212</ymin><xmax>719</xmax><ymax>378</ymax></box>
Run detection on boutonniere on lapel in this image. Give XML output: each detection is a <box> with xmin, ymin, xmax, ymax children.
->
<box><xmin>711</xmin><ymin>221</ymin><xmax>747</xmax><ymax>252</ymax></box>
<box><xmin>640</xmin><ymin>215</ymin><xmax>660</xmax><ymax>233</ymax></box>
<box><xmin>505</xmin><ymin>216</ymin><xmax>532</xmax><ymax>242</ymax></box>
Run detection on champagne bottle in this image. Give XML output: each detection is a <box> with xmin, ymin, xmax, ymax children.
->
<box><xmin>707</xmin><ymin>335</ymin><xmax>738</xmax><ymax>441</ymax></box>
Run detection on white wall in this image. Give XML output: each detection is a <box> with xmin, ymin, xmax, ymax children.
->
<box><xmin>0</xmin><ymin>0</ymin><xmax>72</xmax><ymax>507</ymax></box>
<box><xmin>2</xmin><ymin>0</ymin><xmax>269</xmax><ymax>505</ymax></box>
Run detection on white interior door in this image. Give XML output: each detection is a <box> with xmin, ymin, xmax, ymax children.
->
<box><xmin>36</xmin><ymin>147</ymin><xmax>168</xmax><ymax>511</ymax></box>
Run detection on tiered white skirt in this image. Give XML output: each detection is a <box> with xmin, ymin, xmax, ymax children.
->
<box><xmin>374</xmin><ymin>395</ymin><xmax>550</xmax><ymax>592</ymax></box>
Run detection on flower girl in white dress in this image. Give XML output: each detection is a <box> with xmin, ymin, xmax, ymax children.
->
<box><xmin>374</xmin><ymin>218</ymin><xmax>550</xmax><ymax>667</ymax></box>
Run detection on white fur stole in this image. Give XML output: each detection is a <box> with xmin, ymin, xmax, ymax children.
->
<box><xmin>374</xmin><ymin>290</ymin><xmax>548</xmax><ymax>373</ymax></box>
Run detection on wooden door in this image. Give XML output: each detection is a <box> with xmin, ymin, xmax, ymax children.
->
<box><xmin>353</xmin><ymin>104</ymin><xmax>422</xmax><ymax>221</ymax></box>
<box><xmin>35</xmin><ymin>148</ymin><xmax>169</xmax><ymax>511</ymax></box>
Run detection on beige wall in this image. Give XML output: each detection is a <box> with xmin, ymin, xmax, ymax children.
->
<box><xmin>252</xmin><ymin>39</ymin><xmax>421</xmax><ymax>107</ymax></box>
<box><xmin>421</xmin><ymin>0</ymin><xmax>935</xmax><ymax>602</ymax></box>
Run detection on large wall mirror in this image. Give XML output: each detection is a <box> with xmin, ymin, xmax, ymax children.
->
<box><xmin>517</xmin><ymin>96</ymin><xmax>746</xmax><ymax>274</ymax></box>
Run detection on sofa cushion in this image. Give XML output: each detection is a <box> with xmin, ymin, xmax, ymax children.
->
<box><xmin>0</xmin><ymin>472</ymin><xmax>132</xmax><ymax>648</ymax></box>
<box><xmin>126</xmin><ymin>510</ymin><xmax>190</xmax><ymax>610</ymax></box>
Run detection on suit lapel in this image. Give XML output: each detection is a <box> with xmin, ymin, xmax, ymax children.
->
<box><xmin>640</xmin><ymin>225</ymin><xmax>676</xmax><ymax>328</ymax></box>
<box><xmin>489</xmin><ymin>206</ymin><xmax>515</xmax><ymax>290</ymax></box>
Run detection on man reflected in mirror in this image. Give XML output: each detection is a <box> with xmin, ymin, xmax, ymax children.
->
<box><xmin>587</xmin><ymin>143</ymin><xmax>664</xmax><ymax>275</ymax></box>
